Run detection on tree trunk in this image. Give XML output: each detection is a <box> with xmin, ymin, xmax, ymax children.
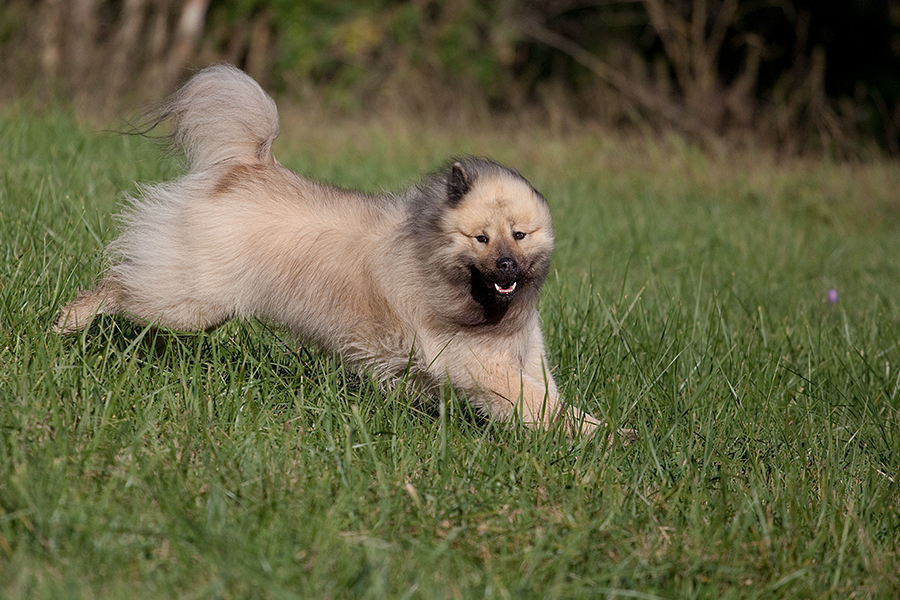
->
<box><xmin>165</xmin><ymin>0</ymin><xmax>211</xmax><ymax>88</ymax></box>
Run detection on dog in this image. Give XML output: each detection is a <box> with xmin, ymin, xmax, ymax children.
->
<box><xmin>53</xmin><ymin>65</ymin><xmax>612</xmax><ymax>437</ymax></box>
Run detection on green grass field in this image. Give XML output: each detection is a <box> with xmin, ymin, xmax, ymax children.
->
<box><xmin>2</xmin><ymin>103</ymin><xmax>899</xmax><ymax>599</ymax></box>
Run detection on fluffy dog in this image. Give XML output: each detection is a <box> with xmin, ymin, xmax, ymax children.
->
<box><xmin>53</xmin><ymin>65</ymin><xmax>608</xmax><ymax>436</ymax></box>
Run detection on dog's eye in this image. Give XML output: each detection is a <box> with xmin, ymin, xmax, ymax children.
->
<box><xmin>513</xmin><ymin>231</ymin><xmax>526</xmax><ymax>241</ymax></box>
<box><xmin>475</xmin><ymin>235</ymin><xmax>489</xmax><ymax>244</ymax></box>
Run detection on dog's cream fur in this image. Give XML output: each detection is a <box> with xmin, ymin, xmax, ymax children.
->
<box><xmin>54</xmin><ymin>65</ymin><xmax>612</xmax><ymax>436</ymax></box>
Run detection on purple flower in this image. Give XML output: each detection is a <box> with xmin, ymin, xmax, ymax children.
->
<box><xmin>828</xmin><ymin>288</ymin><xmax>838</xmax><ymax>303</ymax></box>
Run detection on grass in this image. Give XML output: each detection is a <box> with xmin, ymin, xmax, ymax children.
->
<box><xmin>2</xmin><ymin>101</ymin><xmax>900</xmax><ymax>599</ymax></box>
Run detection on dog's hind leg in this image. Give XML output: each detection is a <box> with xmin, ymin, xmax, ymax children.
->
<box><xmin>52</xmin><ymin>276</ymin><xmax>125</xmax><ymax>334</ymax></box>
<box><xmin>53</xmin><ymin>274</ymin><xmax>233</xmax><ymax>334</ymax></box>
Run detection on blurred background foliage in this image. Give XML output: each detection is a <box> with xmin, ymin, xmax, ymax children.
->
<box><xmin>3</xmin><ymin>0</ymin><xmax>900</xmax><ymax>156</ymax></box>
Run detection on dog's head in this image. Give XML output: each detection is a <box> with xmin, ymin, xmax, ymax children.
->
<box><xmin>424</xmin><ymin>158</ymin><xmax>553</xmax><ymax>324</ymax></box>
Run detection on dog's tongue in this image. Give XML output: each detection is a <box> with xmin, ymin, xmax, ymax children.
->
<box><xmin>494</xmin><ymin>281</ymin><xmax>517</xmax><ymax>295</ymax></box>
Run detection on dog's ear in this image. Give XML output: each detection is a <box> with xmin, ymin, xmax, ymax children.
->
<box><xmin>447</xmin><ymin>162</ymin><xmax>471</xmax><ymax>206</ymax></box>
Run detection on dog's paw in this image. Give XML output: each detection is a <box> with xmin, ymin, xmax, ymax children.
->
<box><xmin>609</xmin><ymin>427</ymin><xmax>639</xmax><ymax>447</ymax></box>
<box><xmin>51</xmin><ymin>307</ymin><xmax>78</xmax><ymax>334</ymax></box>
<box><xmin>560</xmin><ymin>404</ymin><xmax>638</xmax><ymax>446</ymax></box>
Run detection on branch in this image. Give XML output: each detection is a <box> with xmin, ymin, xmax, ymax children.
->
<box><xmin>515</xmin><ymin>18</ymin><xmax>700</xmax><ymax>133</ymax></box>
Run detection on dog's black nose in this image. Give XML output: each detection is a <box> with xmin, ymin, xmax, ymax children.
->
<box><xmin>496</xmin><ymin>257</ymin><xmax>518</xmax><ymax>274</ymax></box>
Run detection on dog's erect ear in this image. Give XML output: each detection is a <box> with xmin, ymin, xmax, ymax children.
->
<box><xmin>447</xmin><ymin>162</ymin><xmax>471</xmax><ymax>206</ymax></box>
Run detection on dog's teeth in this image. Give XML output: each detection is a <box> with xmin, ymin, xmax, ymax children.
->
<box><xmin>494</xmin><ymin>281</ymin><xmax>517</xmax><ymax>294</ymax></box>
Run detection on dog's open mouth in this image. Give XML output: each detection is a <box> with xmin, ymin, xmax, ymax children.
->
<box><xmin>493</xmin><ymin>281</ymin><xmax>517</xmax><ymax>295</ymax></box>
<box><xmin>470</xmin><ymin>266</ymin><xmax>521</xmax><ymax>307</ymax></box>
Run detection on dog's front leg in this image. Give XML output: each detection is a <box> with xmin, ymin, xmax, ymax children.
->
<box><xmin>456</xmin><ymin>355</ymin><xmax>594</xmax><ymax>433</ymax></box>
<box><xmin>519</xmin><ymin>336</ymin><xmax>635</xmax><ymax>443</ymax></box>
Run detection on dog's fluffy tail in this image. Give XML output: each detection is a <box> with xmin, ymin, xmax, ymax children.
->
<box><xmin>147</xmin><ymin>64</ymin><xmax>279</xmax><ymax>170</ymax></box>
